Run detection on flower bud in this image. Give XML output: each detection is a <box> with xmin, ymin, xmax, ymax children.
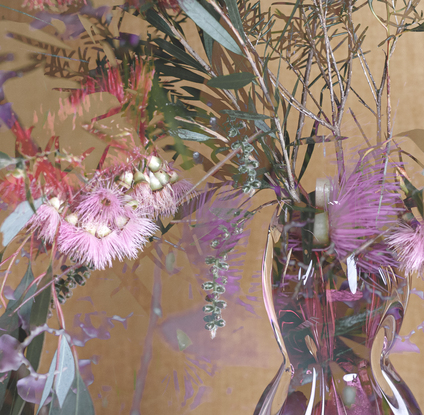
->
<box><xmin>154</xmin><ymin>170</ymin><xmax>170</xmax><ymax>186</ymax></box>
<box><xmin>125</xmin><ymin>198</ymin><xmax>139</xmax><ymax>210</ymax></box>
<box><xmin>133</xmin><ymin>170</ymin><xmax>147</xmax><ymax>184</ymax></box>
<box><xmin>169</xmin><ymin>171</ymin><xmax>179</xmax><ymax>184</ymax></box>
<box><xmin>148</xmin><ymin>156</ymin><xmax>162</xmax><ymax>172</ymax></box>
<box><xmin>118</xmin><ymin>171</ymin><xmax>133</xmax><ymax>188</ymax></box>
<box><xmin>65</xmin><ymin>213</ymin><xmax>78</xmax><ymax>226</ymax></box>
<box><xmin>149</xmin><ymin>171</ymin><xmax>163</xmax><ymax>191</ymax></box>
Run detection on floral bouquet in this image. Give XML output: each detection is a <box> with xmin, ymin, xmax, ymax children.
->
<box><xmin>1</xmin><ymin>0</ymin><xmax>424</xmax><ymax>413</ymax></box>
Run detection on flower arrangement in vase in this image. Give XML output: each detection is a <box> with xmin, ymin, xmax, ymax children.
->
<box><xmin>0</xmin><ymin>0</ymin><xmax>424</xmax><ymax>413</ymax></box>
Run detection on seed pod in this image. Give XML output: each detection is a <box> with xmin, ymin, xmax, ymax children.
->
<box><xmin>169</xmin><ymin>171</ymin><xmax>179</xmax><ymax>184</ymax></box>
<box><xmin>133</xmin><ymin>170</ymin><xmax>147</xmax><ymax>184</ymax></box>
<box><xmin>148</xmin><ymin>156</ymin><xmax>162</xmax><ymax>172</ymax></box>
<box><xmin>149</xmin><ymin>172</ymin><xmax>163</xmax><ymax>191</ymax></box>
<box><xmin>154</xmin><ymin>170</ymin><xmax>170</xmax><ymax>186</ymax></box>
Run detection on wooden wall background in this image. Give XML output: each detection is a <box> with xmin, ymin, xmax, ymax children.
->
<box><xmin>1</xmin><ymin>0</ymin><xmax>424</xmax><ymax>413</ymax></box>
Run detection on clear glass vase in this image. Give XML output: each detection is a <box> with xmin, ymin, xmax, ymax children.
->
<box><xmin>256</xmin><ymin>210</ymin><xmax>422</xmax><ymax>415</ymax></box>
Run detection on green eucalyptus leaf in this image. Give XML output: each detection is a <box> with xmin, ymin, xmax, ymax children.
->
<box><xmin>221</xmin><ymin>109</ymin><xmax>270</xmax><ymax>120</ymax></box>
<box><xmin>178</xmin><ymin>0</ymin><xmax>243</xmax><ymax>55</ymax></box>
<box><xmin>37</xmin><ymin>352</ymin><xmax>57</xmax><ymax>415</ymax></box>
<box><xmin>224</xmin><ymin>0</ymin><xmax>246</xmax><ymax>42</ymax></box>
<box><xmin>55</xmin><ymin>337</ymin><xmax>75</xmax><ymax>408</ymax></box>
<box><xmin>49</xmin><ymin>372</ymin><xmax>94</xmax><ymax>415</ymax></box>
<box><xmin>153</xmin><ymin>39</ymin><xmax>207</xmax><ymax>73</ymax></box>
<box><xmin>207</xmin><ymin>72</ymin><xmax>255</xmax><ymax>90</ymax></box>
<box><xmin>26</xmin><ymin>271</ymin><xmax>52</xmax><ymax>372</ymax></box>
<box><xmin>0</xmin><ymin>199</ymin><xmax>43</xmax><ymax>247</ymax></box>
<box><xmin>171</xmin><ymin>129</ymin><xmax>212</xmax><ymax>141</ymax></box>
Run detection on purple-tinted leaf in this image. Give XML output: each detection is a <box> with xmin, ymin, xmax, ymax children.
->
<box><xmin>55</xmin><ymin>337</ymin><xmax>75</xmax><ymax>408</ymax></box>
<box><xmin>17</xmin><ymin>373</ymin><xmax>47</xmax><ymax>404</ymax></box>
<box><xmin>0</xmin><ymin>335</ymin><xmax>23</xmax><ymax>372</ymax></box>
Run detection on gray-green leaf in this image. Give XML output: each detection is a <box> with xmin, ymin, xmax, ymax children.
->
<box><xmin>0</xmin><ymin>151</ymin><xmax>19</xmax><ymax>170</ymax></box>
<box><xmin>221</xmin><ymin>109</ymin><xmax>270</xmax><ymax>120</ymax></box>
<box><xmin>172</xmin><ymin>129</ymin><xmax>212</xmax><ymax>142</ymax></box>
<box><xmin>207</xmin><ymin>72</ymin><xmax>255</xmax><ymax>90</ymax></box>
<box><xmin>55</xmin><ymin>337</ymin><xmax>75</xmax><ymax>408</ymax></box>
<box><xmin>178</xmin><ymin>0</ymin><xmax>243</xmax><ymax>55</ymax></box>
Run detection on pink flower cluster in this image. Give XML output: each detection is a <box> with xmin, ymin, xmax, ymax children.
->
<box><xmin>28</xmin><ymin>155</ymin><xmax>192</xmax><ymax>270</ymax></box>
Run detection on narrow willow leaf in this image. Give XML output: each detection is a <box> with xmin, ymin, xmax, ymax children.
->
<box><xmin>221</xmin><ymin>109</ymin><xmax>270</xmax><ymax>120</ymax></box>
<box><xmin>176</xmin><ymin>329</ymin><xmax>193</xmax><ymax>351</ymax></box>
<box><xmin>153</xmin><ymin>39</ymin><xmax>207</xmax><ymax>73</ymax></box>
<box><xmin>55</xmin><ymin>337</ymin><xmax>75</xmax><ymax>408</ymax></box>
<box><xmin>145</xmin><ymin>9</ymin><xmax>176</xmax><ymax>38</ymax></box>
<box><xmin>178</xmin><ymin>0</ymin><xmax>243</xmax><ymax>55</ymax></box>
<box><xmin>0</xmin><ymin>198</ymin><xmax>43</xmax><ymax>247</ymax></box>
<box><xmin>203</xmin><ymin>32</ymin><xmax>214</xmax><ymax>64</ymax></box>
<box><xmin>172</xmin><ymin>129</ymin><xmax>212</xmax><ymax>141</ymax></box>
<box><xmin>37</xmin><ymin>352</ymin><xmax>57</xmax><ymax>415</ymax></box>
<box><xmin>0</xmin><ymin>152</ymin><xmax>19</xmax><ymax>170</ymax></box>
<box><xmin>26</xmin><ymin>271</ymin><xmax>52</xmax><ymax>372</ymax></box>
<box><xmin>207</xmin><ymin>72</ymin><xmax>255</xmax><ymax>89</ymax></box>
<box><xmin>224</xmin><ymin>0</ymin><xmax>246</xmax><ymax>42</ymax></box>
<box><xmin>155</xmin><ymin>61</ymin><xmax>205</xmax><ymax>84</ymax></box>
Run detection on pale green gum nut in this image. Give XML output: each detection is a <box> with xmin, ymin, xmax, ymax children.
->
<box><xmin>125</xmin><ymin>199</ymin><xmax>139</xmax><ymax>210</ymax></box>
<box><xmin>154</xmin><ymin>169</ymin><xmax>170</xmax><ymax>186</ymax></box>
<box><xmin>133</xmin><ymin>170</ymin><xmax>147</xmax><ymax>184</ymax></box>
<box><xmin>169</xmin><ymin>171</ymin><xmax>179</xmax><ymax>184</ymax></box>
<box><xmin>65</xmin><ymin>213</ymin><xmax>78</xmax><ymax>226</ymax></box>
<box><xmin>119</xmin><ymin>171</ymin><xmax>134</xmax><ymax>187</ymax></box>
<box><xmin>149</xmin><ymin>171</ymin><xmax>163</xmax><ymax>191</ymax></box>
<box><xmin>148</xmin><ymin>156</ymin><xmax>162</xmax><ymax>172</ymax></box>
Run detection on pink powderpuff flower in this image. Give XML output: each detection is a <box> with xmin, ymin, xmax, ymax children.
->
<box><xmin>171</xmin><ymin>179</ymin><xmax>194</xmax><ymax>204</ymax></box>
<box><xmin>112</xmin><ymin>217</ymin><xmax>158</xmax><ymax>261</ymax></box>
<box><xmin>154</xmin><ymin>186</ymin><xmax>178</xmax><ymax>218</ymax></box>
<box><xmin>58</xmin><ymin>221</ymin><xmax>116</xmax><ymax>270</ymax></box>
<box><xmin>386</xmin><ymin>221</ymin><xmax>424</xmax><ymax>276</ymax></box>
<box><xmin>28</xmin><ymin>199</ymin><xmax>62</xmax><ymax>244</ymax></box>
<box><xmin>74</xmin><ymin>183</ymin><xmax>129</xmax><ymax>226</ymax></box>
<box><xmin>326</xmin><ymin>152</ymin><xmax>402</xmax><ymax>271</ymax></box>
<box><xmin>129</xmin><ymin>182</ymin><xmax>156</xmax><ymax>217</ymax></box>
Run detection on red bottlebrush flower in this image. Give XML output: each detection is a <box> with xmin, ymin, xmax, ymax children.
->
<box><xmin>69</xmin><ymin>61</ymin><xmax>154</xmax><ymax>145</ymax></box>
<box><xmin>386</xmin><ymin>221</ymin><xmax>424</xmax><ymax>276</ymax></box>
<box><xmin>326</xmin><ymin>151</ymin><xmax>401</xmax><ymax>271</ymax></box>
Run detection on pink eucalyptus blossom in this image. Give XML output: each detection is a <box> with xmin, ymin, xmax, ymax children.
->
<box><xmin>28</xmin><ymin>200</ymin><xmax>62</xmax><ymax>243</ymax></box>
<box><xmin>58</xmin><ymin>221</ymin><xmax>116</xmax><ymax>270</ymax></box>
<box><xmin>112</xmin><ymin>217</ymin><xmax>158</xmax><ymax>261</ymax></box>
<box><xmin>74</xmin><ymin>183</ymin><xmax>128</xmax><ymax>226</ymax></box>
<box><xmin>386</xmin><ymin>221</ymin><xmax>424</xmax><ymax>276</ymax></box>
